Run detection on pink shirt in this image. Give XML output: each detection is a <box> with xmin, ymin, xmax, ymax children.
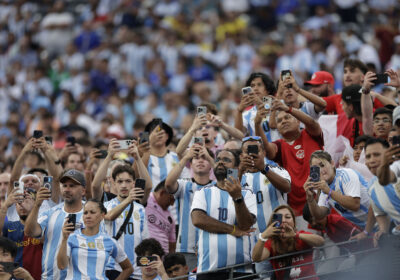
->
<box><xmin>145</xmin><ymin>193</ymin><xmax>176</xmax><ymax>253</ymax></box>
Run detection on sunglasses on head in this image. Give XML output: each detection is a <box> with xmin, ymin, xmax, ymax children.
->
<box><xmin>242</xmin><ymin>136</ymin><xmax>261</xmax><ymax>142</ymax></box>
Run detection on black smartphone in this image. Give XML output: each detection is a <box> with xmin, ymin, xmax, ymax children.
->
<box><xmin>137</xmin><ymin>256</ymin><xmax>158</xmax><ymax>266</ymax></box>
<box><xmin>43</xmin><ymin>176</ymin><xmax>53</xmax><ymax>192</ymax></box>
<box><xmin>373</xmin><ymin>73</ymin><xmax>389</xmax><ymax>86</ymax></box>
<box><xmin>0</xmin><ymin>262</ymin><xmax>19</xmax><ymax>273</ymax></box>
<box><xmin>95</xmin><ymin>150</ymin><xmax>108</xmax><ymax>159</ymax></box>
<box><xmin>67</xmin><ymin>214</ymin><xmax>76</xmax><ymax>229</ymax></box>
<box><xmin>135</xmin><ymin>178</ymin><xmax>146</xmax><ymax>190</ymax></box>
<box><xmin>247</xmin><ymin>145</ymin><xmax>259</xmax><ymax>155</ymax></box>
<box><xmin>393</xmin><ymin>135</ymin><xmax>400</xmax><ymax>145</ymax></box>
<box><xmin>45</xmin><ymin>136</ymin><xmax>53</xmax><ymax>145</ymax></box>
<box><xmin>66</xmin><ymin>136</ymin><xmax>76</xmax><ymax>146</ymax></box>
<box><xmin>139</xmin><ymin>132</ymin><xmax>149</xmax><ymax>144</ymax></box>
<box><xmin>227</xmin><ymin>168</ymin><xmax>238</xmax><ymax>182</ymax></box>
<box><xmin>33</xmin><ymin>130</ymin><xmax>43</xmax><ymax>139</ymax></box>
<box><xmin>310</xmin><ymin>166</ymin><xmax>320</xmax><ymax>182</ymax></box>
<box><xmin>272</xmin><ymin>213</ymin><xmax>282</xmax><ymax>228</ymax></box>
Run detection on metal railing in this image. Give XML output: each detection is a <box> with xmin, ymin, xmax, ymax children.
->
<box><xmin>169</xmin><ymin>237</ymin><xmax>390</xmax><ymax>280</ymax></box>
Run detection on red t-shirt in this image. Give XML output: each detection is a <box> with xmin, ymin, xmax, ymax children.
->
<box><xmin>264</xmin><ymin>231</ymin><xmax>318</xmax><ymax>280</ymax></box>
<box><xmin>323</xmin><ymin>93</ymin><xmax>384</xmax><ymax>115</ymax></box>
<box><xmin>273</xmin><ymin>130</ymin><xmax>324</xmax><ymax>215</ymax></box>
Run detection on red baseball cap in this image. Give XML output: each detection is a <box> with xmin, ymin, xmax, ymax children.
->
<box><xmin>304</xmin><ymin>71</ymin><xmax>334</xmax><ymax>86</ymax></box>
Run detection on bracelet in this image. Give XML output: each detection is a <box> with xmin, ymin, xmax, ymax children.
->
<box><xmin>287</xmin><ymin>106</ymin><xmax>293</xmax><ymax>113</ymax></box>
<box><xmin>363</xmin><ymin>230</ymin><xmax>370</xmax><ymax>236</ymax></box>
<box><xmin>258</xmin><ymin>232</ymin><xmax>268</xmax><ymax>242</ymax></box>
<box><xmin>231</xmin><ymin>225</ymin><xmax>236</xmax><ymax>235</ymax></box>
<box><xmin>325</xmin><ymin>189</ymin><xmax>333</xmax><ymax>205</ymax></box>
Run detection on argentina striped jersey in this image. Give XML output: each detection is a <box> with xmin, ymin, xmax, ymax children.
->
<box><xmin>38</xmin><ymin>203</ymin><xmax>84</xmax><ymax>280</ymax></box>
<box><xmin>66</xmin><ymin>229</ymin><xmax>127</xmax><ymax>279</ymax></box>
<box><xmin>104</xmin><ymin>199</ymin><xmax>148</xmax><ymax>279</ymax></box>
<box><xmin>190</xmin><ymin>185</ymin><xmax>257</xmax><ymax>273</ymax></box>
<box><xmin>241</xmin><ymin>167</ymin><xmax>291</xmax><ymax>235</ymax></box>
<box><xmin>242</xmin><ymin>106</ymin><xmax>281</xmax><ymax>142</ymax></box>
<box><xmin>147</xmin><ymin>151</ymin><xmax>180</xmax><ymax>189</ymax></box>
<box><xmin>368</xmin><ymin>176</ymin><xmax>400</xmax><ymax>222</ymax></box>
<box><xmin>318</xmin><ymin>168</ymin><xmax>369</xmax><ymax>228</ymax></box>
<box><xmin>174</xmin><ymin>178</ymin><xmax>215</xmax><ymax>253</ymax></box>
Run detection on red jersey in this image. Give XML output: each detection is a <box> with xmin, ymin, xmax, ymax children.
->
<box><xmin>264</xmin><ymin>230</ymin><xmax>318</xmax><ymax>280</ymax></box>
<box><xmin>273</xmin><ymin>130</ymin><xmax>324</xmax><ymax>215</ymax></box>
<box><xmin>323</xmin><ymin>93</ymin><xmax>383</xmax><ymax>115</ymax></box>
<box><xmin>336</xmin><ymin>113</ymin><xmax>363</xmax><ymax>147</ymax></box>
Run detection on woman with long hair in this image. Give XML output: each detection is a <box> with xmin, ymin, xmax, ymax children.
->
<box><xmin>57</xmin><ymin>199</ymin><xmax>133</xmax><ymax>280</ymax></box>
<box><xmin>252</xmin><ymin>205</ymin><xmax>324</xmax><ymax>279</ymax></box>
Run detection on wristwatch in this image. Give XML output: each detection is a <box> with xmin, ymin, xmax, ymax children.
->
<box><xmin>261</xmin><ymin>165</ymin><xmax>270</xmax><ymax>175</ymax></box>
<box><xmin>233</xmin><ymin>196</ymin><xmax>244</xmax><ymax>204</ymax></box>
<box><xmin>359</xmin><ymin>87</ymin><xmax>370</xmax><ymax>95</ymax></box>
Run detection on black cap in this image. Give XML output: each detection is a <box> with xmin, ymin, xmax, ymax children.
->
<box><xmin>144</xmin><ymin>119</ymin><xmax>173</xmax><ymax>146</ymax></box>
<box><xmin>341</xmin><ymin>84</ymin><xmax>362</xmax><ymax>103</ymax></box>
<box><xmin>60</xmin><ymin>169</ymin><xmax>86</xmax><ymax>187</ymax></box>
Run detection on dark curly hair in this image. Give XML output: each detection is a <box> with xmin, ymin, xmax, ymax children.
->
<box><xmin>245</xmin><ymin>72</ymin><xmax>276</xmax><ymax>95</ymax></box>
<box><xmin>135</xmin><ymin>238</ymin><xmax>165</xmax><ymax>258</ymax></box>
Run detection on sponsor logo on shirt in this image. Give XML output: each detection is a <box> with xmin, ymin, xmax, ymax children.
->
<box><xmin>16</xmin><ymin>237</ymin><xmax>41</xmax><ymax>247</ymax></box>
<box><xmin>296</xmin><ymin>150</ymin><xmax>305</xmax><ymax>159</ymax></box>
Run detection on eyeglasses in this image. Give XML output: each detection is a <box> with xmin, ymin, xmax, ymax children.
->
<box><xmin>215</xmin><ymin>157</ymin><xmax>233</xmax><ymax>163</ymax></box>
<box><xmin>242</xmin><ymin>136</ymin><xmax>261</xmax><ymax>142</ymax></box>
<box><xmin>373</xmin><ymin>118</ymin><xmax>391</xmax><ymax>124</ymax></box>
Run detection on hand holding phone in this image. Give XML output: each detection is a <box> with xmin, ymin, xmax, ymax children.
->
<box><xmin>139</xmin><ymin>132</ymin><xmax>149</xmax><ymax>144</ymax></box>
<box><xmin>67</xmin><ymin>214</ymin><xmax>76</xmax><ymax>230</ymax></box>
<box><xmin>197</xmin><ymin>106</ymin><xmax>207</xmax><ymax>116</ymax></box>
<box><xmin>66</xmin><ymin>136</ymin><xmax>76</xmax><ymax>146</ymax></box>
<box><xmin>0</xmin><ymin>262</ymin><xmax>19</xmax><ymax>273</ymax></box>
<box><xmin>310</xmin><ymin>166</ymin><xmax>320</xmax><ymax>182</ymax></box>
<box><xmin>33</xmin><ymin>130</ymin><xmax>43</xmax><ymax>139</ymax></box>
<box><xmin>242</xmin><ymin>86</ymin><xmax>252</xmax><ymax>95</ymax></box>
<box><xmin>116</xmin><ymin>140</ymin><xmax>132</xmax><ymax>150</ymax></box>
<box><xmin>247</xmin><ymin>145</ymin><xmax>259</xmax><ymax>155</ymax></box>
<box><xmin>272</xmin><ymin>213</ymin><xmax>282</xmax><ymax>228</ymax></box>
<box><xmin>43</xmin><ymin>176</ymin><xmax>53</xmax><ymax>192</ymax></box>
<box><xmin>227</xmin><ymin>168</ymin><xmax>238</xmax><ymax>183</ymax></box>
<box><xmin>95</xmin><ymin>150</ymin><xmax>108</xmax><ymax>159</ymax></box>
<box><xmin>137</xmin><ymin>256</ymin><xmax>158</xmax><ymax>266</ymax></box>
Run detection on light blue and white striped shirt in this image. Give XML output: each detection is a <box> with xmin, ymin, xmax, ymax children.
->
<box><xmin>190</xmin><ymin>185</ymin><xmax>257</xmax><ymax>273</ymax></box>
<box><xmin>174</xmin><ymin>178</ymin><xmax>215</xmax><ymax>253</ymax></box>
<box><xmin>104</xmin><ymin>199</ymin><xmax>148</xmax><ymax>279</ymax></box>
<box><xmin>148</xmin><ymin>151</ymin><xmax>180</xmax><ymax>190</ymax></box>
<box><xmin>66</xmin><ymin>229</ymin><xmax>127</xmax><ymax>280</ymax></box>
<box><xmin>241</xmin><ymin>166</ymin><xmax>291</xmax><ymax>235</ymax></box>
<box><xmin>318</xmin><ymin>168</ymin><xmax>370</xmax><ymax>228</ymax></box>
<box><xmin>38</xmin><ymin>203</ymin><xmax>84</xmax><ymax>280</ymax></box>
<box><xmin>242</xmin><ymin>106</ymin><xmax>281</xmax><ymax>141</ymax></box>
<box><xmin>368</xmin><ymin>176</ymin><xmax>400</xmax><ymax>223</ymax></box>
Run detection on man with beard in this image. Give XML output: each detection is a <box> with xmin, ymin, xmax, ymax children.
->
<box><xmin>0</xmin><ymin>188</ymin><xmax>42</xmax><ymax>280</ymax></box>
<box><xmin>24</xmin><ymin>169</ymin><xmax>86</xmax><ymax>280</ymax></box>
<box><xmin>165</xmin><ymin>144</ymin><xmax>216</xmax><ymax>271</ymax></box>
<box><xmin>304</xmin><ymin>71</ymin><xmax>335</xmax><ymax>97</ymax></box>
<box><xmin>191</xmin><ymin>149</ymin><xmax>257</xmax><ymax>280</ymax></box>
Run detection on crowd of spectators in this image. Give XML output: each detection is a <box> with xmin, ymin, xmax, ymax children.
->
<box><xmin>0</xmin><ymin>0</ymin><xmax>400</xmax><ymax>280</ymax></box>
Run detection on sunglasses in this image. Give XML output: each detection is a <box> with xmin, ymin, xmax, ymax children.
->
<box><xmin>242</xmin><ymin>136</ymin><xmax>261</xmax><ymax>142</ymax></box>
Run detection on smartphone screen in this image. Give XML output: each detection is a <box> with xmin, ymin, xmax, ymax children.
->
<box><xmin>137</xmin><ymin>256</ymin><xmax>158</xmax><ymax>266</ymax></box>
<box><xmin>272</xmin><ymin>213</ymin><xmax>282</xmax><ymax>227</ymax></box>
<box><xmin>43</xmin><ymin>176</ymin><xmax>53</xmax><ymax>191</ymax></box>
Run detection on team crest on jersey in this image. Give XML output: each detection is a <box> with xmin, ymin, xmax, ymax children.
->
<box><xmin>88</xmin><ymin>242</ymin><xmax>95</xmax><ymax>249</ymax></box>
<box><xmin>294</xmin><ymin>145</ymin><xmax>301</xmax><ymax>150</ymax></box>
<box><xmin>296</xmin><ymin>150</ymin><xmax>305</xmax><ymax>159</ymax></box>
<box><xmin>79</xmin><ymin>242</ymin><xmax>87</xmax><ymax>248</ymax></box>
<box><xmin>134</xmin><ymin>211</ymin><xmax>140</xmax><ymax>221</ymax></box>
<box><xmin>96</xmin><ymin>240</ymin><xmax>104</xmax><ymax>250</ymax></box>
<box><xmin>264</xmin><ymin>178</ymin><xmax>271</xmax><ymax>185</ymax></box>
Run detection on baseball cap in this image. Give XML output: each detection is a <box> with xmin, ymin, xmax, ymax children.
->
<box><xmin>60</xmin><ymin>169</ymin><xmax>86</xmax><ymax>187</ymax></box>
<box><xmin>341</xmin><ymin>84</ymin><xmax>361</xmax><ymax>103</ymax></box>
<box><xmin>393</xmin><ymin>106</ymin><xmax>400</xmax><ymax>126</ymax></box>
<box><xmin>304</xmin><ymin>71</ymin><xmax>334</xmax><ymax>86</ymax></box>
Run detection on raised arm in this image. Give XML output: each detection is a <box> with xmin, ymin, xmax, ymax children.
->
<box><xmin>304</xmin><ymin>180</ymin><xmax>329</xmax><ymax>220</ymax></box>
<box><xmin>273</xmin><ymin>100</ymin><xmax>322</xmax><ymax>137</ymax></box>
<box><xmin>91</xmin><ymin>139</ymin><xmax>119</xmax><ymax>201</ymax></box>
<box><xmin>254</xmin><ymin>105</ymin><xmax>278</xmax><ymax>160</ymax></box>
<box><xmin>288</xmin><ymin>74</ymin><xmax>327</xmax><ymax>112</ymax></box>
<box><xmin>24</xmin><ymin>187</ymin><xmax>51</xmax><ymax>237</ymax></box>
<box><xmin>234</xmin><ymin>93</ymin><xmax>254</xmax><ymax>133</ymax></box>
<box><xmin>209</xmin><ymin>114</ymin><xmax>244</xmax><ymax>140</ymax></box>
<box><xmin>129</xmin><ymin>142</ymin><xmax>152</xmax><ymax>204</ymax></box>
<box><xmin>57</xmin><ymin>221</ymin><xmax>74</xmax><ymax>270</ymax></box>
<box><xmin>361</xmin><ymin>72</ymin><xmax>375</xmax><ymax>136</ymax></box>
<box><xmin>37</xmin><ymin>138</ymin><xmax>62</xmax><ymax>203</ymax></box>
<box><xmin>9</xmin><ymin>138</ymin><xmax>35</xmax><ymax>193</ymax></box>
<box><xmin>377</xmin><ymin>144</ymin><xmax>400</xmax><ymax>185</ymax></box>
<box><xmin>165</xmin><ymin>148</ymin><xmax>195</xmax><ymax>194</ymax></box>
<box><xmin>223</xmin><ymin>178</ymin><xmax>256</xmax><ymax>230</ymax></box>
<box><xmin>0</xmin><ymin>189</ymin><xmax>21</xmax><ymax>234</ymax></box>
<box><xmin>175</xmin><ymin>115</ymin><xmax>206</xmax><ymax>158</ymax></box>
